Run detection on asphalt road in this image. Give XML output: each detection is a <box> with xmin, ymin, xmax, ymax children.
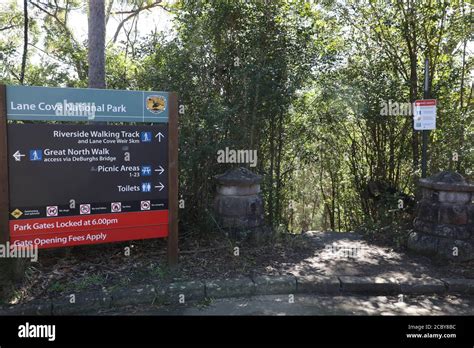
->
<box><xmin>101</xmin><ymin>294</ymin><xmax>474</xmax><ymax>316</ymax></box>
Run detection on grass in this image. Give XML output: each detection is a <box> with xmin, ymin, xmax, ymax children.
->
<box><xmin>148</xmin><ymin>263</ymin><xmax>170</xmax><ymax>280</ymax></box>
<box><xmin>195</xmin><ymin>296</ymin><xmax>213</xmax><ymax>309</ymax></box>
<box><xmin>49</xmin><ymin>281</ymin><xmax>69</xmax><ymax>293</ymax></box>
<box><xmin>49</xmin><ymin>274</ymin><xmax>106</xmax><ymax>294</ymax></box>
<box><xmin>74</xmin><ymin>274</ymin><xmax>105</xmax><ymax>291</ymax></box>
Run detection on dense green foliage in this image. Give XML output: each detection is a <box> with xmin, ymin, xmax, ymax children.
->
<box><xmin>0</xmin><ymin>0</ymin><xmax>472</xmax><ymax>241</ymax></box>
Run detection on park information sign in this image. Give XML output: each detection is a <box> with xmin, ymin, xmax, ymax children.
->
<box><xmin>0</xmin><ymin>85</ymin><xmax>179</xmax><ymax>263</ymax></box>
<box><xmin>414</xmin><ymin>99</ymin><xmax>437</xmax><ymax>130</ymax></box>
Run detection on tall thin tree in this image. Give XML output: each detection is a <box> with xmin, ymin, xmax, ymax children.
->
<box><xmin>19</xmin><ymin>0</ymin><xmax>28</xmax><ymax>84</ymax></box>
<box><xmin>88</xmin><ymin>0</ymin><xmax>106</xmax><ymax>88</ymax></box>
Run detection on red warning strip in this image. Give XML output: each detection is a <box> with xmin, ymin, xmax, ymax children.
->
<box><xmin>414</xmin><ymin>99</ymin><xmax>436</xmax><ymax>106</ymax></box>
<box><xmin>9</xmin><ymin>210</ymin><xmax>169</xmax><ymax>249</ymax></box>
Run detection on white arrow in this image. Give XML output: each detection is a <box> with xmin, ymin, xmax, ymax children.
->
<box><xmin>155</xmin><ymin>132</ymin><xmax>165</xmax><ymax>142</ymax></box>
<box><xmin>154</xmin><ymin>182</ymin><xmax>165</xmax><ymax>191</ymax></box>
<box><xmin>13</xmin><ymin>150</ymin><xmax>25</xmax><ymax>162</ymax></box>
<box><xmin>154</xmin><ymin>165</ymin><xmax>165</xmax><ymax>175</ymax></box>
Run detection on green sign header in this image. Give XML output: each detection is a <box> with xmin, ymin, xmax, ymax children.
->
<box><xmin>7</xmin><ymin>85</ymin><xmax>169</xmax><ymax>123</ymax></box>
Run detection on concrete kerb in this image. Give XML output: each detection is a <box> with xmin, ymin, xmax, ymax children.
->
<box><xmin>53</xmin><ymin>290</ymin><xmax>113</xmax><ymax>315</ymax></box>
<box><xmin>339</xmin><ymin>276</ymin><xmax>401</xmax><ymax>295</ymax></box>
<box><xmin>297</xmin><ymin>275</ymin><xmax>341</xmax><ymax>294</ymax></box>
<box><xmin>441</xmin><ymin>278</ymin><xmax>474</xmax><ymax>294</ymax></box>
<box><xmin>251</xmin><ymin>275</ymin><xmax>297</xmax><ymax>295</ymax></box>
<box><xmin>399</xmin><ymin>278</ymin><xmax>447</xmax><ymax>295</ymax></box>
<box><xmin>110</xmin><ymin>284</ymin><xmax>159</xmax><ymax>308</ymax></box>
<box><xmin>3</xmin><ymin>299</ymin><xmax>53</xmax><ymax>315</ymax></box>
<box><xmin>165</xmin><ymin>280</ymin><xmax>206</xmax><ymax>305</ymax></box>
<box><xmin>1</xmin><ymin>275</ymin><xmax>473</xmax><ymax>315</ymax></box>
<box><xmin>205</xmin><ymin>277</ymin><xmax>256</xmax><ymax>298</ymax></box>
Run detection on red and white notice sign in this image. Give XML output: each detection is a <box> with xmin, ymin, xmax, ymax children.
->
<box><xmin>414</xmin><ymin>99</ymin><xmax>437</xmax><ymax>130</ymax></box>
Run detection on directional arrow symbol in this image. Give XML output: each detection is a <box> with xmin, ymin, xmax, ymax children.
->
<box><xmin>13</xmin><ymin>151</ymin><xmax>25</xmax><ymax>162</ymax></box>
<box><xmin>154</xmin><ymin>165</ymin><xmax>165</xmax><ymax>175</ymax></box>
<box><xmin>155</xmin><ymin>132</ymin><xmax>165</xmax><ymax>142</ymax></box>
<box><xmin>154</xmin><ymin>182</ymin><xmax>165</xmax><ymax>191</ymax></box>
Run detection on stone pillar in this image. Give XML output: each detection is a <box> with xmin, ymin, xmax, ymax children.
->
<box><xmin>214</xmin><ymin>167</ymin><xmax>268</xmax><ymax>241</ymax></box>
<box><xmin>408</xmin><ymin>171</ymin><xmax>474</xmax><ymax>261</ymax></box>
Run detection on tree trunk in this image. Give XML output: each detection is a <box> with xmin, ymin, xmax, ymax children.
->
<box><xmin>20</xmin><ymin>0</ymin><xmax>28</xmax><ymax>84</ymax></box>
<box><xmin>88</xmin><ymin>0</ymin><xmax>106</xmax><ymax>89</ymax></box>
<box><xmin>268</xmin><ymin>114</ymin><xmax>275</xmax><ymax>227</ymax></box>
<box><xmin>275</xmin><ymin>111</ymin><xmax>284</xmax><ymax>226</ymax></box>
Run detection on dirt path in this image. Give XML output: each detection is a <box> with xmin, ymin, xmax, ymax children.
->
<box><xmin>6</xmin><ymin>230</ymin><xmax>473</xmax><ymax>305</ymax></box>
<box><xmin>285</xmin><ymin>231</ymin><xmax>473</xmax><ymax>281</ymax></box>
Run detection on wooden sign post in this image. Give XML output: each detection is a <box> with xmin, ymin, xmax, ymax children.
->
<box><xmin>0</xmin><ymin>85</ymin><xmax>18</xmax><ymax>294</ymax></box>
<box><xmin>167</xmin><ymin>93</ymin><xmax>179</xmax><ymax>266</ymax></box>
<box><xmin>0</xmin><ymin>85</ymin><xmax>9</xmax><ymax>246</ymax></box>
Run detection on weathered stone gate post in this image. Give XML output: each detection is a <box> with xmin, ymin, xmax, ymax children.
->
<box><xmin>214</xmin><ymin>167</ymin><xmax>270</xmax><ymax>241</ymax></box>
<box><xmin>408</xmin><ymin>171</ymin><xmax>474</xmax><ymax>261</ymax></box>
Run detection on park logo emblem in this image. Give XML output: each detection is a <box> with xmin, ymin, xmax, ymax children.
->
<box><xmin>11</xmin><ymin>209</ymin><xmax>23</xmax><ymax>219</ymax></box>
<box><xmin>145</xmin><ymin>95</ymin><xmax>166</xmax><ymax>114</ymax></box>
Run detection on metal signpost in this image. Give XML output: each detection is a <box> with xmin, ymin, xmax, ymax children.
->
<box><xmin>0</xmin><ymin>85</ymin><xmax>179</xmax><ymax>265</ymax></box>
<box><xmin>414</xmin><ymin>58</ymin><xmax>436</xmax><ymax>178</ymax></box>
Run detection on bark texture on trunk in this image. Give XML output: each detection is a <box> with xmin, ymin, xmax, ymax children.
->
<box><xmin>88</xmin><ymin>0</ymin><xmax>106</xmax><ymax>89</ymax></box>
